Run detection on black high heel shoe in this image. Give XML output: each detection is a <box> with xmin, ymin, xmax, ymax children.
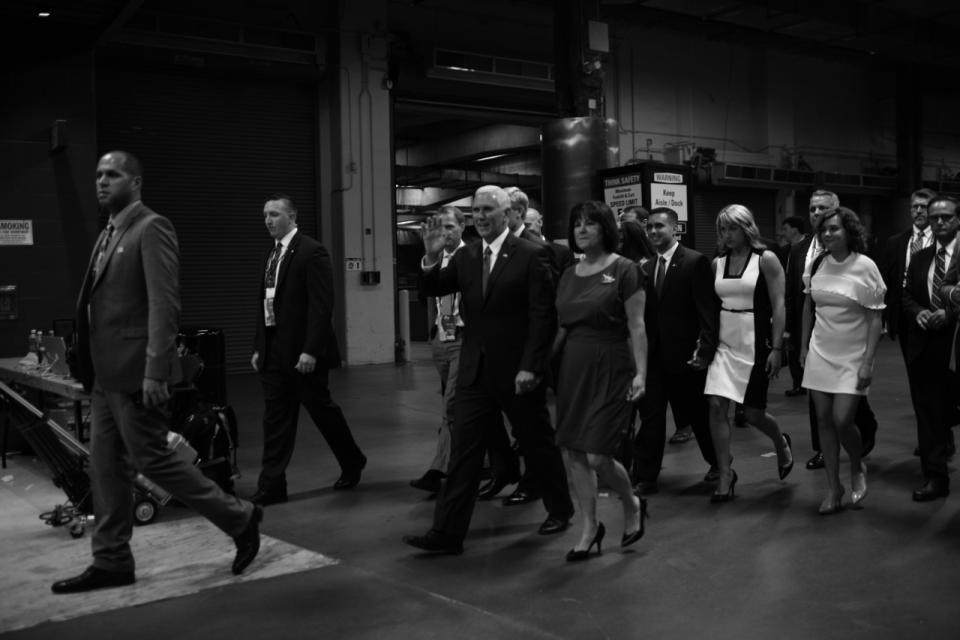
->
<box><xmin>778</xmin><ymin>433</ymin><xmax>794</xmax><ymax>480</ymax></box>
<box><xmin>710</xmin><ymin>469</ymin><xmax>738</xmax><ymax>503</ymax></box>
<box><xmin>566</xmin><ymin>522</ymin><xmax>605</xmax><ymax>561</ymax></box>
<box><xmin>621</xmin><ymin>497</ymin><xmax>649</xmax><ymax>548</ymax></box>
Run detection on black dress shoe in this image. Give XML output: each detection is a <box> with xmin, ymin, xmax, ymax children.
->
<box><xmin>784</xmin><ymin>387</ymin><xmax>806</xmax><ymax>397</ymax></box>
<box><xmin>232</xmin><ymin>504</ymin><xmax>263</xmax><ymax>575</ymax></box>
<box><xmin>478</xmin><ymin>474</ymin><xmax>517</xmax><ymax>500</ymax></box>
<box><xmin>913</xmin><ymin>481</ymin><xmax>950</xmax><ymax>502</ymax></box>
<box><xmin>334</xmin><ymin>457</ymin><xmax>367</xmax><ymax>490</ymax></box>
<box><xmin>52</xmin><ymin>566</ymin><xmax>135</xmax><ymax>594</ymax></box>
<box><xmin>503</xmin><ymin>489</ymin><xmax>540</xmax><ymax>506</ymax></box>
<box><xmin>538</xmin><ymin>515</ymin><xmax>571</xmax><ymax>535</ymax></box>
<box><xmin>410</xmin><ymin>470</ymin><xmax>445</xmax><ymax>493</ymax></box>
<box><xmin>806</xmin><ymin>452</ymin><xmax>824</xmax><ymax>470</ymax></box>
<box><xmin>250</xmin><ymin>488</ymin><xmax>288</xmax><ymax>506</ymax></box>
<box><xmin>402</xmin><ymin>530</ymin><xmax>463</xmax><ymax>555</ymax></box>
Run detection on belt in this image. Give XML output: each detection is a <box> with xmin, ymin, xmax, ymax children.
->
<box><xmin>721</xmin><ymin>307</ymin><xmax>754</xmax><ymax>313</ymax></box>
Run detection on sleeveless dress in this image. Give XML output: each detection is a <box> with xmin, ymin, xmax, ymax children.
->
<box><xmin>801</xmin><ymin>252</ymin><xmax>886</xmax><ymax>395</ymax></box>
<box><xmin>555</xmin><ymin>257</ymin><xmax>643</xmax><ymax>455</ymax></box>
<box><xmin>704</xmin><ymin>250</ymin><xmax>773</xmax><ymax>408</ymax></box>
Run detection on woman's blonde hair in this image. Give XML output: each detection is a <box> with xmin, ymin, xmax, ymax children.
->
<box><xmin>715</xmin><ymin>204</ymin><xmax>766</xmax><ymax>255</ymax></box>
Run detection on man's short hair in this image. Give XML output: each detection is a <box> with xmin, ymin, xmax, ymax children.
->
<box><xmin>266</xmin><ymin>193</ymin><xmax>298</xmax><ymax>217</ymax></box>
<box><xmin>649</xmin><ymin>207</ymin><xmax>679</xmax><ymax>225</ymax></box>
<box><xmin>781</xmin><ymin>215</ymin><xmax>806</xmax><ymax>233</ymax></box>
<box><xmin>912</xmin><ymin>188</ymin><xmax>938</xmax><ymax>201</ymax></box>
<box><xmin>112</xmin><ymin>151</ymin><xmax>144</xmax><ymax>178</ymax></box>
<box><xmin>504</xmin><ymin>186</ymin><xmax>529</xmax><ymax>211</ymax></box>
<box><xmin>621</xmin><ymin>205</ymin><xmax>650</xmax><ymax>220</ymax></box>
<box><xmin>437</xmin><ymin>204</ymin><xmax>466</xmax><ymax>225</ymax></box>
<box><xmin>474</xmin><ymin>185</ymin><xmax>510</xmax><ymax>210</ymax></box>
<box><xmin>810</xmin><ymin>190</ymin><xmax>840</xmax><ymax>209</ymax></box>
<box><xmin>927</xmin><ymin>195</ymin><xmax>958</xmax><ymax>212</ymax></box>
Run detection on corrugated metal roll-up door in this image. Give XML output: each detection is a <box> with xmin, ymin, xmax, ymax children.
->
<box><xmin>97</xmin><ymin>65</ymin><xmax>317</xmax><ymax>373</ymax></box>
<box><xmin>692</xmin><ymin>188</ymin><xmax>779</xmax><ymax>256</ymax></box>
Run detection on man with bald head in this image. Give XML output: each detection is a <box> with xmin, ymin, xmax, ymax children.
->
<box><xmin>54</xmin><ymin>151</ymin><xmax>261</xmax><ymax>594</ymax></box>
<box><xmin>404</xmin><ymin>185</ymin><xmax>573</xmax><ymax>554</ymax></box>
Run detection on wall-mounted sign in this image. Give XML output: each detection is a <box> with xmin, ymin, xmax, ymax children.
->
<box><xmin>601</xmin><ymin>172</ymin><xmax>644</xmax><ymax>219</ymax></box>
<box><xmin>0</xmin><ymin>220</ymin><xmax>34</xmax><ymax>246</ymax></box>
<box><xmin>650</xmin><ymin>172</ymin><xmax>688</xmax><ymax>226</ymax></box>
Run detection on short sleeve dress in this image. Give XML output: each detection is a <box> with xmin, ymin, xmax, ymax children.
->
<box><xmin>555</xmin><ymin>256</ymin><xmax>644</xmax><ymax>455</ymax></box>
<box><xmin>801</xmin><ymin>252</ymin><xmax>886</xmax><ymax>395</ymax></box>
<box><xmin>704</xmin><ymin>249</ymin><xmax>774</xmax><ymax>408</ymax></box>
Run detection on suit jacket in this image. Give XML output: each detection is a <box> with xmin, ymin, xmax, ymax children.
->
<box><xmin>420</xmin><ymin>233</ymin><xmax>556</xmax><ymax>389</ymax></box>
<box><xmin>253</xmin><ymin>231</ymin><xmax>341</xmax><ymax>371</ymax></box>
<box><xmin>75</xmin><ymin>203</ymin><xmax>182</xmax><ymax>393</ymax></box>
<box><xmin>902</xmin><ymin>244</ymin><xmax>958</xmax><ymax>366</ymax></box>
<box><xmin>519</xmin><ymin>228</ymin><xmax>564</xmax><ymax>282</ymax></box>
<box><xmin>643</xmin><ymin>244</ymin><xmax>719</xmax><ymax>374</ymax></box>
<box><xmin>879</xmin><ymin>229</ymin><xmax>911</xmax><ymax>340</ymax></box>
<box><xmin>551</xmin><ymin>242</ymin><xmax>575</xmax><ymax>275</ymax></box>
<box><xmin>784</xmin><ymin>236</ymin><xmax>815</xmax><ymax>338</ymax></box>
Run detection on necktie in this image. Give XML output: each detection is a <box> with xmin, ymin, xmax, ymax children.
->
<box><xmin>931</xmin><ymin>247</ymin><xmax>946</xmax><ymax>310</ymax></box>
<box><xmin>909</xmin><ymin>232</ymin><xmax>924</xmax><ymax>258</ymax></box>
<box><xmin>438</xmin><ymin>252</ymin><xmax>455</xmax><ymax>316</ymax></box>
<box><xmin>482</xmin><ymin>246</ymin><xmax>492</xmax><ymax>296</ymax></box>
<box><xmin>655</xmin><ymin>256</ymin><xmax>666</xmax><ymax>295</ymax></box>
<box><xmin>264</xmin><ymin>242</ymin><xmax>282</xmax><ymax>288</ymax></box>
<box><xmin>93</xmin><ymin>223</ymin><xmax>115</xmax><ymax>278</ymax></box>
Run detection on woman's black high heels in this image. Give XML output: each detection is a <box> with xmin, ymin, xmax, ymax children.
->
<box><xmin>621</xmin><ymin>497</ymin><xmax>649</xmax><ymax>548</ymax></box>
<box><xmin>778</xmin><ymin>433</ymin><xmax>795</xmax><ymax>480</ymax></box>
<box><xmin>710</xmin><ymin>469</ymin><xmax>738</xmax><ymax>503</ymax></box>
<box><xmin>566</xmin><ymin>522</ymin><xmax>605</xmax><ymax>561</ymax></box>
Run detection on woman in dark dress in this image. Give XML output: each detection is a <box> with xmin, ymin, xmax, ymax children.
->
<box><xmin>555</xmin><ymin>201</ymin><xmax>648</xmax><ymax>561</ymax></box>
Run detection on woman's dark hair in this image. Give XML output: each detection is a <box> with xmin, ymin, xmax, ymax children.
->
<box><xmin>568</xmin><ymin>200</ymin><xmax>619</xmax><ymax>253</ymax></box>
<box><xmin>619</xmin><ymin>219</ymin><xmax>655</xmax><ymax>262</ymax></box>
<box><xmin>817</xmin><ymin>206</ymin><xmax>866</xmax><ymax>253</ymax></box>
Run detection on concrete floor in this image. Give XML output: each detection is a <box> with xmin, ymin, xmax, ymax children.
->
<box><xmin>5</xmin><ymin>339</ymin><xmax>960</xmax><ymax>639</ymax></box>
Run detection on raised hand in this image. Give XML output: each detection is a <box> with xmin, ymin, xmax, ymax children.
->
<box><xmin>421</xmin><ymin>214</ymin><xmax>447</xmax><ymax>261</ymax></box>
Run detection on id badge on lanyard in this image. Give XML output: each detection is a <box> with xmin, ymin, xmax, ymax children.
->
<box><xmin>438</xmin><ymin>314</ymin><xmax>458</xmax><ymax>342</ymax></box>
<box><xmin>264</xmin><ymin>287</ymin><xmax>277</xmax><ymax>326</ymax></box>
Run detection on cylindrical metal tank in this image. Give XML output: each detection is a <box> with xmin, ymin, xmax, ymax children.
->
<box><xmin>541</xmin><ymin>117</ymin><xmax>619</xmax><ymax>243</ymax></box>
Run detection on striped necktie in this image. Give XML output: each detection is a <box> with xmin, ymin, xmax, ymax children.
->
<box><xmin>265</xmin><ymin>242</ymin><xmax>282</xmax><ymax>288</ymax></box>
<box><xmin>93</xmin><ymin>223</ymin><xmax>114</xmax><ymax>278</ymax></box>
<box><xmin>931</xmin><ymin>247</ymin><xmax>946</xmax><ymax>310</ymax></box>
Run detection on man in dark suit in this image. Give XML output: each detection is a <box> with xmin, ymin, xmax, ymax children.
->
<box><xmin>785</xmin><ymin>190</ymin><xmax>878</xmax><ymax>469</ymax></box>
<box><xmin>250</xmin><ymin>194</ymin><xmax>366</xmax><ymax>505</ymax></box>
<box><xmin>403</xmin><ymin>185</ymin><xmax>573</xmax><ymax>554</ymax></box>
<box><xmin>524</xmin><ymin>206</ymin><xmax>575</xmax><ymax>275</ymax></box>
<box><xmin>53</xmin><ymin>151</ymin><xmax>261</xmax><ymax>594</ymax></box>
<box><xmin>780</xmin><ymin>215</ymin><xmax>808</xmax><ymax>395</ymax></box>
<box><xmin>902</xmin><ymin>195</ymin><xmax>959</xmax><ymax>501</ymax></box>
<box><xmin>880</xmin><ymin>188</ymin><xmax>937</xmax><ymax>346</ymax></box>
<box><xmin>632</xmin><ymin>207</ymin><xmax>719</xmax><ymax>493</ymax></box>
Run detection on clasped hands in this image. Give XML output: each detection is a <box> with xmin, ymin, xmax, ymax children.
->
<box><xmin>916</xmin><ymin>309</ymin><xmax>947</xmax><ymax>331</ymax></box>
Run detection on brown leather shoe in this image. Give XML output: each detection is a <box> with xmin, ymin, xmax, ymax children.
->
<box><xmin>52</xmin><ymin>566</ymin><xmax>135</xmax><ymax>594</ymax></box>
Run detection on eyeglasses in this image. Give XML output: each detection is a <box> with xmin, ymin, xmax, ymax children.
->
<box><xmin>928</xmin><ymin>214</ymin><xmax>957</xmax><ymax>223</ymax></box>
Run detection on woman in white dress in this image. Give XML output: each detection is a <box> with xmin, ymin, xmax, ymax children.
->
<box><xmin>704</xmin><ymin>205</ymin><xmax>793</xmax><ymax>503</ymax></box>
<box><xmin>800</xmin><ymin>207</ymin><xmax>885</xmax><ymax>514</ymax></box>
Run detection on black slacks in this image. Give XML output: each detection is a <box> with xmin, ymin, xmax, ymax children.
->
<box><xmin>258</xmin><ymin>335</ymin><xmax>365</xmax><ymax>491</ymax></box>
<box><xmin>433</xmin><ymin>357</ymin><xmax>573</xmax><ymax>541</ymax></box>
<box><xmin>633</xmin><ymin>364</ymin><xmax>717</xmax><ymax>483</ymax></box>
<box><xmin>906</xmin><ymin>359</ymin><xmax>959</xmax><ymax>483</ymax></box>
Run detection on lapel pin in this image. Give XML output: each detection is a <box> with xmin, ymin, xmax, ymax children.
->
<box><xmin>116</xmin><ymin>247</ymin><xmax>124</xmax><ymax>253</ymax></box>
<box><xmin>601</xmin><ymin>273</ymin><xmax>616</xmax><ymax>284</ymax></box>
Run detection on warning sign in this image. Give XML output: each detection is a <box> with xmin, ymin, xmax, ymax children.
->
<box><xmin>0</xmin><ymin>220</ymin><xmax>33</xmax><ymax>246</ymax></box>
